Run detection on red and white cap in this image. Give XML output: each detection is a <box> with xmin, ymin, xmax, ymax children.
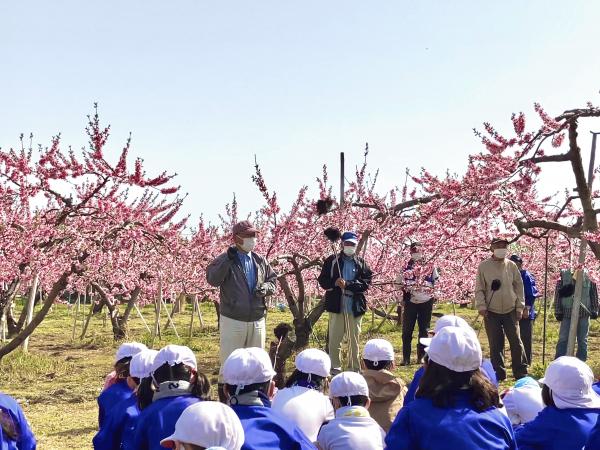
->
<box><xmin>427</xmin><ymin>326</ymin><xmax>482</xmax><ymax>373</ymax></box>
<box><xmin>115</xmin><ymin>342</ymin><xmax>148</xmax><ymax>362</ymax></box>
<box><xmin>419</xmin><ymin>315</ymin><xmax>471</xmax><ymax>347</ymax></box>
<box><xmin>223</xmin><ymin>347</ymin><xmax>276</xmax><ymax>387</ymax></box>
<box><xmin>130</xmin><ymin>349</ymin><xmax>159</xmax><ymax>379</ymax></box>
<box><xmin>151</xmin><ymin>345</ymin><xmax>197</xmax><ymax>373</ymax></box>
<box><xmin>295</xmin><ymin>348</ymin><xmax>331</xmax><ymax>378</ymax></box>
<box><xmin>161</xmin><ymin>401</ymin><xmax>244</xmax><ymax>449</ymax></box>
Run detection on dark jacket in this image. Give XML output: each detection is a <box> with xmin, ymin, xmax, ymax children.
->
<box><xmin>554</xmin><ymin>269</ymin><xmax>599</xmax><ymax>321</ymax></box>
<box><xmin>206</xmin><ymin>249</ymin><xmax>277</xmax><ymax>322</ymax></box>
<box><xmin>318</xmin><ymin>253</ymin><xmax>372</xmax><ymax>317</ymax></box>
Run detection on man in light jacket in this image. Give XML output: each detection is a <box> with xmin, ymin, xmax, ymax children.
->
<box><xmin>475</xmin><ymin>237</ymin><xmax>528</xmax><ymax>381</ymax></box>
<box><xmin>206</xmin><ymin>220</ymin><xmax>277</xmax><ymax>402</ymax></box>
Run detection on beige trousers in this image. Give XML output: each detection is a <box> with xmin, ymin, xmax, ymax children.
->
<box><xmin>219</xmin><ymin>314</ymin><xmax>266</xmax><ymax>382</ymax></box>
<box><xmin>328</xmin><ymin>311</ymin><xmax>363</xmax><ymax>372</ymax></box>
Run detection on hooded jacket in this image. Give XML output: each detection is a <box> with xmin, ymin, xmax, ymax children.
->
<box><xmin>361</xmin><ymin>369</ymin><xmax>406</xmax><ymax>432</ymax></box>
<box><xmin>0</xmin><ymin>393</ymin><xmax>36</xmax><ymax>450</ymax></box>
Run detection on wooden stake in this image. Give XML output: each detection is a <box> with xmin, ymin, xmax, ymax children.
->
<box><xmin>22</xmin><ymin>274</ymin><xmax>40</xmax><ymax>353</ymax></box>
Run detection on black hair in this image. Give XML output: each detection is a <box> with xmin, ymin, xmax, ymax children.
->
<box><xmin>541</xmin><ymin>384</ymin><xmax>556</xmax><ymax>407</ymax></box>
<box><xmin>225</xmin><ymin>380</ymin><xmax>271</xmax><ymax>397</ymax></box>
<box><xmin>153</xmin><ymin>362</ymin><xmax>211</xmax><ymax>400</ymax></box>
<box><xmin>114</xmin><ymin>356</ymin><xmax>133</xmax><ymax>379</ymax></box>
<box><xmin>130</xmin><ymin>376</ymin><xmax>140</xmax><ymax>386</ymax></box>
<box><xmin>363</xmin><ymin>359</ymin><xmax>393</xmax><ymax>371</ymax></box>
<box><xmin>0</xmin><ymin>410</ymin><xmax>17</xmax><ymax>441</ymax></box>
<box><xmin>137</xmin><ymin>377</ymin><xmax>155</xmax><ymax>410</ymax></box>
<box><xmin>337</xmin><ymin>395</ymin><xmax>369</xmax><ymax>407</ymax></box>
<box><xmin>285</xmin><ymin>369</ymin><xmax>327</xmax><ymax>390</ymax></box>
<box><xmin>416</xmin><ymin>360</ymin><xmax>500</xmax><ymax>412</ymax></box>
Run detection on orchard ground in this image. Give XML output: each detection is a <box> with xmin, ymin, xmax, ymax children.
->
<box><xmin>1</xmin><ymin>300</ymin><xmax>599</xmax><ymax>449</ymax></box>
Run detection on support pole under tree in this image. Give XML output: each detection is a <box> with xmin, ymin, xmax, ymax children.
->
<box><xmin>566</xmin><ymin>131</ymin><xmax>599</xmax><ymax>356</ymax></box>
<box><xmin>22</xmin><ymin>274</ymin><xmax>40</xmax><ymax>353</ymax></box>
<box><xmin>542</xmin><ymin>234</ymin><xmax>550</xmax><ymax>365</ymax></box>
<box><xmin>340</xmin><ymin>152</ymin><xmax>345</xmax><ymax>207</ymax></box>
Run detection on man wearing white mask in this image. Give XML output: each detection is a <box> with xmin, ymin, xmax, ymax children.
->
<box><xmin>475</xmin><ymin>237</ymin><xmax>528</xmax><ymax>382</ymax></box>
<box><xmin>207</xmin><ymin>220</ymin><xmax>278</xmax><ymax>402</ymax></box>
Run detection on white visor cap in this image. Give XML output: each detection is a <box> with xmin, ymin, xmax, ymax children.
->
<box><xmin>427</xmin><ymin>326</ymin><xmax>482</xmax><ymax>373</ymax></box>
<box><xmin>222</xmin><ymin>347</ymin><xmax>276</xmax><ymax>386</ymax></box>
<box><xmin>115</xmin><ymin>342</ymin><xmax>148</xmax><ymax>363</ymax></box>
<box><xmin>363</xmin><ymin>339</ymin><xmax>395</xmax><ymax>363</ymax></box>
<box><xmin>130</xmin><ymin>349</ymin><xmax>159</xmax><ymax>379</ymax></box>
<box><xmin>160</xmin><ymin>401</ymin><xmax>244</xmax><ymax>450</ymax></box>
<box><xmin>329</xmin><ymin>371</ymin><xmax>369</xmax><ymax>398</ymax></box>
<box><xmin>295</xmin><ymin>348</ymin><xmax>331</xmax><ymax>378</ymax></box>
<box><xmin>151</xmin><ymin>345</ymin><xmax>197</xmax><ymax>373</ymax></box>
<box><xmin>539</xmin><ymin>356</ymin><xmax>600</xmax><ymax>409</ymax></box>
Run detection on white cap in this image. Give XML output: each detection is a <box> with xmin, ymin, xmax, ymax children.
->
<box><xmin>427</xmin><ymin>326</ymin><xmax>482</xmax><ymax>373</ymax></box>
<box><xmin>130</xmin><ymin>349</ymin><xmax>159</xmax><ymax>379</ymax></box>
<box><xmin>502</xmin><ymin>377</ymin><xmax>544</xmax><ymax>425</ymax></box>
<box><xmin>151</xmin><ymin>345</ymin><xmax>197</xmax><ymax>373</ymax></box>
<box><xmin>539</xmin><ymin>356</ymin><xmax>600</xmax><ymax>409</ymax></box>
<box><xmin>222</xmin><ymin>347</ymin><xmax>276</xmax><ymax>387</ymax></box>
<box><xmin>160</xmin><ymin>401</ymin><xmax>244</xmax><ymax>450</ymax></box>
<box><xmin>329</xmin><ymin>372</ymin><xmax>369</xmax><ymax>398</ymax></box>
<box><xmin>295</xmin><ymin>349</ymin><xmax>331</xmax><ymax>378</ymax></box>
<box><xmin>115</xmin><ymin>342</ymin><xmax>148</xmax><ymax>362</ymax></box>
<box><xmin>419</xmin><ymin>315</ymin><xmax>471</xmax><ymax>347</ymax></box>
<box><xmin>363</xmin><ymin>339</ymin><xmax>394</xmax><ymax>363</ymax></box>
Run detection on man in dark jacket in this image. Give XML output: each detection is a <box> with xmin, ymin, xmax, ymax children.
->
<box><xmin>318</xmin><ymin>231</ymin><xmax>372</xmax><ymax>374</ymax></box>
<box><xmin>510</xmin><ymin>254</ymin><xmax>539</xmax><ymax>364</ymax></box>
<box><xmin>206</xmin><ymin>220</ymin><xmax>278</xmax><ymax>400</ymax></box>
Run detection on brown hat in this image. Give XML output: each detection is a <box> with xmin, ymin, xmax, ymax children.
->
<box><xmin>490</xmin><ymin>237</ymin><xmax>509</xmax><ymax>245</ymax></box>
<box><xmin>232</xmin><ymin>220</ymin><xmax>258</xmax><ymax>236</ymax></box>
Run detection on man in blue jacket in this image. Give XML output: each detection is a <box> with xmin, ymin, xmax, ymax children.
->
<box><xmin>510</xmin><ymin>255</ymin><xmax>539</xmax><ymax>364</ymax></box>
<box><xmin>223</xmin><ymin>347</ymin><xmax>316</xmax><ymax>450</ymax></box>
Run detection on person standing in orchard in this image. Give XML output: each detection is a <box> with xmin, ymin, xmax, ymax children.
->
<box><xmin>475</xmin><ymin>237</ymin><xmax>528</xmax><ymax>382</ymax></box>
<box><xmin>509</xmin><ymin>254</ymin><xmax>539</xmax><ymax>364</ymax></box>
<box><xmin>399</xmin><ymin>242</ymin><xmax>439</xmax><ymax>366</ymax></box>
<box><xmin>206</xmin><ymin>220</ymin><xmax>278</xmax><ymax>402</ymax></box>
<box><xmin>318</xmin><ymin>231</ymin><xmax>372</xmax><ymax>374</ymax></box>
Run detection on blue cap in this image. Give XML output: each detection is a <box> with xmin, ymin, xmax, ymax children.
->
<box><xmin>510</xmin><ymin>254</ymin><xmax>522</xmax><ymax>264</ymax></box>
<box><xmin>341</xmin><ymin>231</ymin><xmax>358</xmax><ymax>244</ymax></box>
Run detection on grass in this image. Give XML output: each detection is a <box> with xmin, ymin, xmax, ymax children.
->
<box><xmin>1</xmin><ymin>299</ymin><xmax>599</xmax><ymax>449</ymax></box>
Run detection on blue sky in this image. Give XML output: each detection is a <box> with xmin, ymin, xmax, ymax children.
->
<box><xmin>1</xmin><ymin>1</ymin><xmax>599</xmax><ymax>224</ymax></box>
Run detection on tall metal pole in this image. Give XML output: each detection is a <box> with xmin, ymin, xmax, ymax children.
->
<box><xmin>340</xmin><ymin>152</ymin><xmax>345</xmax><ymax>207</ymax></box>
<box><xmin>542</xmin><ymin>235</ymin><xmax>549</xmax><ymax>365</ymax></box>
<box><xmin>566</xmin><ymin>131</ymin><xmax>599</xmax><ymax>356</ymax></box>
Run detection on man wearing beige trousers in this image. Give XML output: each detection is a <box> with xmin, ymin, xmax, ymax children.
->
<box><xmin>206</xmin><ymin>220</ymin><xmax>278</xmax><ymax>402</ymax></box>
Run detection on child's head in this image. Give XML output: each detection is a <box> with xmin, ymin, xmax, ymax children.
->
<box><xmin>362</xmin><ymin>339</ymin><xmax>394</xmax><ymax>371</ymax></box>
<box><xmin>128</xmin><ymin>349</ymin><xmax>158</xmax><ymax>389</ymax></box>
<box><xmin>418</xmin><ymin>315</ymin><xmax>471</xmax><ymax>349</ymax></box>
<box><xmin>114</xmin><ymin>342</ymin><xmax>148</xmax><ymax>379</ymax></box>
<box><xmin>329</xmin><ymin>371</ymin><xmax>370</xmax><ymax>410</ymax></box>
<box><xmin>540</xmin><ymin>356</ymin><xmax>600</xmax><ymax>409</ymax></box>
<box><xmin>160</xmin><ymin>401</ymin><xmax>244</xmax><ymax>450</ymax></box>
<box><xmin>223</xmin><ymin>347</ymin><xmax>276</xmax><ymax>401</ymax></box>
<box><xmin>285</xmin><ymin>348</ymin><xmax>331</xmax><ymax>391</ymax></box>
<box><xmin>502</xmin><ymin>376</ymin><xmax>544</xmax><ymax>425</ymax></box>
<box><xmin>151</xmin><ymin>345</ymin><xmax>210</xmax><ymax>401</ymax></box>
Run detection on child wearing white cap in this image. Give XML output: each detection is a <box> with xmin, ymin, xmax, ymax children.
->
<box><xmin>386</xmin><ymin>326</ymin><xmax>516</xmax><ymax>449</ymax></box>
<box><xmin>501</xmin><ymin>376</ymin><xmax>544</xmax><ymax>426</ymax></box>
<box><xmin>97</xmin><ymin>342</ymin><xmax>147</xmax><ymax>430</ymax></box>
<box><xmin>222</xmin><ymin>347</ymin><xmax>316</xmax><ymax>449</ymax></box>
<box><xmin>129</xmin><ymin>345</ymin><xmax>211</xmax><ymax>450</ymax></box>
<box><xmin>316</xmin><ymin>371</ymin><xmax>385</xmax><ymax>450</ymax></box>
<box><xmin>160</xmin><ymin>401</ymin><xmax>244</xmax><ymax>450</ymax></box>
<box><xmin>361</xmin><ymin>338</ymin><xmax>406</xmax><ymax>432</ymax></box>
<box><xmin>515</xmin><ymin>356</ymin><xmax>600</xmax><ymax>450</ymax></box>
<box><xmin>271</xmin><ymin>348</ymin><xmax>334</xmax><ymax>442</ymax></box>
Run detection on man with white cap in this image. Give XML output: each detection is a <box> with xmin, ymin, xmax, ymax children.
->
<box><xmin>98</xmin><ymin>342</ymin><xmax>148</xmax><ymax>429</ymax></box>
<box><xmin>386</xmin><ymin>326</ymin><xmax>515</xmax><ymax>449</ymax></box>
<box><xmin>516</xmin><ymin>356</ymin><xmax>600</xmax><ymax>450</ymax></box>
<box><xmin>361</xmin><ymin>338</ymin><xmax>406</xmax><ymax>432</ymax></box>
<box><xmin>160</xmin><ymin>401</ymin><xmax>244</xmax><ymax>450</ymax></box>
<box><xmin>222</xmin><ymin>347</ymin><xmax>316</xmax><ymax>449</ymax></box>
<box><xmin>317</xmin><ymin>371</ymin><xmax>385</xmax><ymax>450</ymax></box>
<box><xmin>93</xmin><ymin>348</ymin><xmax>158</xmax><ymax>450</ymax></box>
<box><xmin>271</xmin><ymin>348</ymin><xmax>334</xmax><ymax>442</ymax></box>
<box><xmin>318</xmin><ymin>231</ymin><xmax>373</xmax><ymax>374</ymax></box>
<box><xmin>206</xmin><ymin>220</ymin><xmax>278</xmax><ymax>402</ymax></box>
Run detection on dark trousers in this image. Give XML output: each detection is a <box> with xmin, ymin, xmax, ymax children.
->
<box><xmin>519</xmin><ymin>318</ymin><xmax>533</xmax><ymax>364</ymax></box>
<box><xmin>402</xmin><ymin>299</ymin><xmax>433</xmax><ymax>363</ymax></box>
<box><xmin>484</xmin><ymin>310</ymin><xmax>528</xmax><ymax>381</ymax></box>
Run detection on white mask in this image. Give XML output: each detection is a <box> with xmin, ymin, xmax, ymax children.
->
<box><xmin>343</xmin><ymin>246</ymin><xmax>356</xmax><ymax>256</ymax></box>
<box><xmin>240</xmin><ymin>237</ymin><xmax>257</xmax><ymax>253</ymax></box>
<box><xmin>493</xmin><ymin>248</ymin><xmax>508</xmax><ymax>259</ymax></box>
<box><xmin>412</xmin><ymin>252</ymin><xmax>423</xmax><ymax>261</ymax></box>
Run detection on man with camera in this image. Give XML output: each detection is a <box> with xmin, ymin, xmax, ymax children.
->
<box><xmin>474</xmin><ymin>237</ymin><xmax>528</xmax><ymax>381</ymax></box>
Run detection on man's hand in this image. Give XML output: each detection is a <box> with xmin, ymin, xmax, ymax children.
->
<box><xmin>227</xmin><ymin>246</ymin><xmax>237</xmax><ymax>260</ymax></box>
<box><xmin>254</xmin><ymin>284</ymin><xmax>269</xmax><ymax>298</ymax></box>
<box><xmin>521</xmin><ymin>307</ymin><xmax>529</xmax><ymax>319</ymax></box>
<box><xmin>335</xmin><ymin>278</ymin><xmax>346</xmax><ymax>289</ymax></box>
<box><xmin>478</xmin><ymin>309</ymin><xmax>488</xmax><ymax>318</ymax></box>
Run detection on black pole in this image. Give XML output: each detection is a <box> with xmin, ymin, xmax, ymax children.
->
<box><xmin>542</xmin><ymin>233</ymin><xmax>550</xmax><ymax>365</ymax></box>
<box><xmin>340</xmin><ymin>152</ymin><xmax>345</xmax><ymax>207</ymax></box>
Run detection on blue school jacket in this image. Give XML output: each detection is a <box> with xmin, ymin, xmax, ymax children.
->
<box><xmin>127</xmin><ymin>395</ymin><xmax>200</xmax><ymax>450</ymax></box>
<box><xmin>593</xmin><ymin>381</ymin><xmax>600</xmax><ymax>396</ymax></box>
<box><xmin>97</xmin><ymin>380</ymin><xmax>133</xmax><ymax>430</ymax></box>
<box><xmin>515</xmin><ymin>406</ymin><xmax>600</xmax><ymax>450</ymax></box>
<box><xmin>92</xmin><ymin>394</ymin><xmax>139</xmax><ymax>450</ymax></box>
<box><xmin>0</xmin><ymin>393</ymin><xmax>36</xmax><ymax>450</ymax></box>
<box><xmin>385</xmin><ymin>390</ymin><xmax>516</xmax><ymax>450</ymax></box>
<box><xmin>586</xmin><ymin>416</ymin><xmax>600</xmax><ymax>449</ymax></box>
<box><xmin>231</xmin><ymin>399</ymin><xmax>316</xmax><ymax>450</ymax></box>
